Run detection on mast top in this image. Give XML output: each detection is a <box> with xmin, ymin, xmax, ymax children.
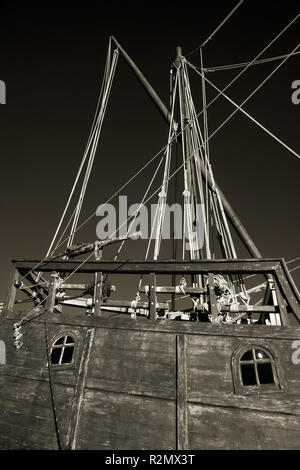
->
<box><xmin>176</xmin><ymin>46</ymin><xmax>182</xmax><ymax>58</ymax></box>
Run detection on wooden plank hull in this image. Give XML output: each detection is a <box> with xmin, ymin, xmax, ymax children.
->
<box><xmin>0</xmin><ymin>312</ymin><xmax>300</xmax><ymax>449</ymax></box>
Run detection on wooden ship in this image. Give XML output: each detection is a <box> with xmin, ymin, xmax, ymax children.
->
<box><xmin>0</xmin><ymin>31</ymin><xmax>300</xmax><ymax>450</ymax></box>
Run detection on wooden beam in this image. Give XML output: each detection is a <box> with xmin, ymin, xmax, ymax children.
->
<box><xmin>274</xmin><ymin>265</ymin><xmax>300</xmax><ymax>324</ymax></box>
<box><xmin>111</xmin><ymin>36</ymin><xmax>262</xmax><ymax>259</ymax></box>
<box><xmin>61</xmin><ymin>299</ymin><xmax>169</xmax><ymax>310</ymax></box>
<box><xmin>140</xmin><ymin>285</ymin><xmax>207</xmax><ymax>295</ymax></box>
<box><xmin>12</xmin><ymin>258</ymin><xmax>300</xmax><ymax>323</ymax></box>
<box><xmin>94</xmin><ymin>272</ymin><xmax>102</xmax><ymax>317</ymax></box>
<box><xmin>208</xmin><ymin>273</ymin><xmax>219</xmax><ymax>322</ymax></box>
<box><xmin>35</xmin><ymin>310</ymin><xmax>300</xmax><ymax>339</ymax></box>
<box><xmin>45</xmin><ymin>272</ymin><xmax>58</xmax><ymax>313</ymax></box>
<box><xmin>111</xmin><ymin>36</ymin><xmax>175</xmax><ymax>131</ymax></box>
<box><xmin>60</xmin><ymin>283</ymin><xmax>89</xmax><ymax>290</ymax></box>
<box><xmin>274</xmin><ymin>279</ymin><xmax>289</xmax><ymax>326</ymax></box>
<box><xmin>13</xmin><ymin>258</ymin><xmax>282</xmax><ymax>275</ymax></box>
<box><xmin>64</xmin><ymin>328</ymin><xmax>95</xmax><ymax>449</ymax></box>
<box><xmin>218</xmin><ymin>305</ymin><xmax>279</xmax><ymax>314</ymax></box>
<box><xmin>176</xmin><ymin>333</ymin><xmax>189</xmax><ymax>450</ymax></box>
<box><xmin>3</xmin><ymin>264</ymin><xmax>19</xmax><ymax>313</ymax></box>
<box><xmin>149</xmin><ymin>272</ymin><xmax>157</xmax><ymax>320</ymax></box>
<box><xmin>106</xmin><ymin>299</ymin><xmax>168</xmax><ymax>310</ymax></box>
<box><xmin>18</xmin><ymin>269</ymin><xmax>48</xmax><ymax>296</ymax></box>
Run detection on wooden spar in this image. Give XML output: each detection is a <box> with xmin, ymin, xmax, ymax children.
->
<box><xmin>176</xmin><ymin>44</ymin><xmax>202</xmax><ymax>262</ymax></box>
<box><xmin>61</xmin><ymin>298</ymin><xmax>169</xmax><ymax>310</ymax></box>
<box><xmin>111</xmin><ymin>36</ymin><xmax>262</xmax><ymax>259</ymax></box>
<box><xmin>140</xmin><ymin>285</ymin><xmax>207</xmax><ymax>294</ymax></box>
<box><xmin>149</xmin><ymin>272</ymin><xmax>157</xmax><ymax>319</ymax></box>
<box><xmin>65</xmin><ymin>328</ymin><xmax>95</xmax><ymax>450</ymax></box>
<box><xmin>176</xmin><ymin>46</ymin><xmax>183</xmax><ymax>58</ymax></box>
<box><xmin>45</xmin><ymin>272</ymin><xmax>58</xmax><ymax>313</ymax></box>
<box><xmin>3</xmin><ymin>264</ymin><xmax>19</xmax><ymax>313</ymax></box>
<box><xmin>111</xmin><ymin>36</ymin><xmax>174</xmax><ymax>130</ymax></box>
<box><xmin>12</xmin><ymin>258</ymin><xmax>288</xmax><ymax>274</ymax></box>
<box><xmin>176</xmin><ymin>333</ymin><xmax>188</xmax><ymax>450</ymax></box>
<box><xmin>94</xmin><ymin>272</ymin><xmax>102</xmax><ymax>317</ymax></box>
<box><xmin>208</xmin><ymin>273</ymin><xmax>219</xmax><ymax>322</ymax></box>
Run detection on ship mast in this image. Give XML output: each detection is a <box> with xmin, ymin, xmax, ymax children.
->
<box><xmin>176</xmin><ymin>45</ymin><xmax>203</xmax><ymax>261</ymax></box>
<box><xmin>153</xmin><ymin>45</ymin><xmax>239</xmax><ymax>266</ymax></box>
<box><xmin>111</xmin><ymin>36</ymin><xmax>262</xmax><ymax>259</ymax></box>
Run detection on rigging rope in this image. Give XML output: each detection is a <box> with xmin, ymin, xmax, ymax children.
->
<box><xmin>181</xmin><ymin>65</ymin><xmax>211</xmax><ymax>258</ymax></box>
<box><xmin>187</xmin><ymin>41</ymin><xmax>300</xmax><ymax>161</ymax></box>
<box><xmin>16</xmin><ymin>153</ymin><xmax>169</xmax><ymax>327</ymax></box>
<box><xmin>178</xmin><ymin>59</ymin><xmax>202</xmax><ymax>260</ymax></box>
<box><xmin>153</xmin><ymin>73</ymin><xmax>178</xmax><ymax>260</ymax></box>
<box><xmin>182</xmin><ymin>60</ymin><xmax>237</xmax><ymax>267</ymax></box>
<box><xmin>113</xmin><ymin>155</ymin><xmax>165</xmax><ymax>261</ymax></box>
<box><xmin>204</xmin><ymin>50</ymin><xmax>300</xmax><ymax>72</ymax></box>
<box><xmin>43</xmin><ymin>310</ymin><xmax>62</xmax><ymax>450</ymax></box>
<box><xmin>290</xmin><ymin>266</ymin><xmax>300</xmax><ymax>273</ymax></box>
<box><xmin>44</xmin><ymin>39</ymin><xmax>115</xmax><ymax>261</ymax></box>
<box><xmin>186</xmin><ymin>0</ymin><xmax>245</xmax><ymax>55</ymax></box>
<box><xmin>17</xmin><ymin>15</ymin><xmax>300</xmax><ymax>286</ymax></box>
<box><xmin>190</xmin><ymin>13</ymin><xmax>300</xmax><ymax>123</ymax></box>
<box><xmin>67</xmin><ymin>49</ymin><xmax>119</xmax><ymax>248</ymax></box>
<box><xmin>17</xmin><ymin>128</ymin><xmax>175</xmax><ymax>285</ymax></box>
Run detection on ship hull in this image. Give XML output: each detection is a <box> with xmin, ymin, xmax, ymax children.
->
<box><xmin>1</xmin><ymin>311</ymin><xmax>300</xmax><ymax>450</ymax></box>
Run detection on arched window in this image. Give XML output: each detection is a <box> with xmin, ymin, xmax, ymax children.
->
<box><xmin>233</xmin><ymin>346</ymin><xmax>280</xmax><ymax>394</ymax></box>
<box><xmin>50</xmin><ymin>335</ymin><xmax>75</xmax><ymax>366</ymax></box>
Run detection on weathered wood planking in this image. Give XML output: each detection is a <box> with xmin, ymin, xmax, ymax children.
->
<box><xmin>186</xmin><ymin>335</ymin><xmax>300</xmax><ymax>411</ymax></box>
<box><xmin>86</xmin><ymin>328</ymin><xmax>176</xmax><ymax>399</ymax></box>
<box><xmin>0</xmin><ymin>317</ymin><xmax>88</xmax><ymax>449</ymax></box>
<box><xmin>76</xmin><ymin>389</ymin><xmax>176</xmax><ymax>450</ymax></box>
<box><xmin>65</xmin><ymin>328</ymin><xmax>95</xmax><ymax>450</ymax></box>
<box><xmin>188</xmin><ymin>404</ymin><xmax>300</xmax><ymax>450</ymax></box>
<box><xmin>12</xmin><ymin>311</ymin><xmax>300</xmax><ymax>339</ymax></box>
<box><xmin>0</xmin><ymin>377</ymin><xmax>74</xmax><ymax>449</ymax></box>
<box><xmin>176</xmin><ymin>333</ymin><xmax>188</xmax><ymax>450</ymax></box>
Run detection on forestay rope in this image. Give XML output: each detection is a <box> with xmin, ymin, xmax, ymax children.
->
<box><xmin>187</xmin><ymin>40</ymin><xmax>300</xmax><ymax>161</ymax></box>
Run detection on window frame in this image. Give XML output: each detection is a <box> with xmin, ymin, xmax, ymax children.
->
<box><xmin>232</xmin><ymin>345</ymin><xmax>282</xmax><ymax>395</ymax></box>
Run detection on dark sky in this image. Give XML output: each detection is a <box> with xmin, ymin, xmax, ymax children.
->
<box><xmin>0</xmin><ymin>0</ymin><xmax>299</xmax><ymax>300</ymax></box>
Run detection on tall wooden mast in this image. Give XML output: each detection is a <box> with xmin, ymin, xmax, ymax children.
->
<box><xmin>111</xmin><ymin>36</ymin><xmax>262</xmax><ymax>259</ymax></box>
<box><xmin>176</xmin><ymin>45</ymin><xmax>203</xmax><ymax>260</ymax></box>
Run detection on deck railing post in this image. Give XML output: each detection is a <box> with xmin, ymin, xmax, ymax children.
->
<box><xmin>274</xmin><ymin>280</ymin><xmax>289</xmax><ymax>326</ymax></box>
<box><xmin>94</xmin><ymin>272</ymin><xmax>103</xmax><ymax>317</ymax></box>
<box><xmin>208</xmin><ymin>273</ymin><xmax>219</xmax><ymax>322</ymax></box>
<box><xmin>45</xmin><ymin>272</ymin><xmax>59</xmax><ymax>313</ymax></box>
<box><xmin>3</xmin><ymin>264</ymin><xmax>19</xmax><ymax>314</ymax></box>
<box><xmin>149</xmin><ymin>272</ymin><xmax>157</xmax><ymax>320</ymax></box>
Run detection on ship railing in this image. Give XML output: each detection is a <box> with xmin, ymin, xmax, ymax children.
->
<box><xmin>3</xmin><ymin>258</ymin><xmax>300</xmax><ymax>326</ymax></box>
